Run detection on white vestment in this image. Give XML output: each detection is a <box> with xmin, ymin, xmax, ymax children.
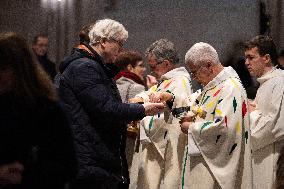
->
<box><xmin>181</xmin><ymin>67</ymin><xmax>252</xmax><ymax>189</ymax></box>
<box><xmin>129</xmin><ymin>67</ymin><xmax>192</xmax><ymax>189</ymax></box>
<box><xmin>250</xmin><ymin>68</ymin><xmax>284</xmax><ymax>189</ymax></box>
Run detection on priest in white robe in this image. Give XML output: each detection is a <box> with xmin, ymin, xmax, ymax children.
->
<box><xmin>129</xmin><ymin>39</ymin><xmax>192</xmax><ymax>189</ymax></box>
<box><xmin>178</xmin><ymin>42</ymin><xmax>253</xmax><ymax>189</ymax></box>
<box><xmin>244</xmin><ymin>35</ymin><xmax>284</xmax><ymax>189</ymax></box>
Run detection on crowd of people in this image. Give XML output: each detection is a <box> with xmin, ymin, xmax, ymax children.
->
<box><xmin>0</xmin><ymin>18</ymin><xmax>284</xmax><ymax>189</ymax></box>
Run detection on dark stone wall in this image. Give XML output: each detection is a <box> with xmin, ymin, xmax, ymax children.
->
<box><xmin>0</xmin><ymin>0</ymin><xmax>260</xmax><ymax>66</ymax></box>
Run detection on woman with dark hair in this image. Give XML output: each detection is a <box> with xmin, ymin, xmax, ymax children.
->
<box><xmin>114</xmin><ymin>51</ymin><xmax>146</xmax><ymax>172</ymax></box>
<box><xmin>0</xmin><ymin>32</ymin><xmax>76</xmax><ymax>189</ymax></box>
<box><xmin>114</xmin><ymin>51</ymin><xmax>146</xmax><ymax>103</ymax></box>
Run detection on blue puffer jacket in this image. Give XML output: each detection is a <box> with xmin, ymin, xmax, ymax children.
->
<box><xmin>58</xmin><ymin>46</ymin><xmax>145</xmax><ymax>184</ymax></box>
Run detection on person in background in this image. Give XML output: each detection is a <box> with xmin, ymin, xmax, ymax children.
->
<box><xmin>0</xmin><ymin>32</ymin><xmax>76</xmax><ymax>189</ymax></box>
<box><xmin>114</xmin><ymin>50</ymin><xmax>146</xmax><ymax>173</ymax></box>
<box><xmin>58</xmin><ymin>19</ymin><xmax>164</xmax><ymax>189</ymax></box>
<box><xmin>32</xmin><ymin>34</ymin><xmax>56</xmax><ymax>80</ymax></box>
<box><xmin>244</xmin><ymin>35</ymin><xmax>284</xmax><ymax>189</ymax></box>
<box><xmin>115</xmin><ymin>51</ymin><xmax>146</xmax><ymax>103</ymax></box>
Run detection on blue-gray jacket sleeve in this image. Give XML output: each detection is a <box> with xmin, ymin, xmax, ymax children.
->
<box><xmin>73</xmin><ymin>63</ymin><xmax>145</xmax><ymax>123</ymax></box>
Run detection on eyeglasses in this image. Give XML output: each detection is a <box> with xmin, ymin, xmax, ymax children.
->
<box><xmin>189</xmin><ymin>66</ymin><xmax>203</xmax><ymax>78</ymax></box>
<box><xmin>108</xmin><ymin>38</ymin><xmax>124</xmax><ymax>49</ymax></box>
<box><xmin>149</xmin><ymin>60</ymin><xmax>164</xmax><ymax>70</ymax></box>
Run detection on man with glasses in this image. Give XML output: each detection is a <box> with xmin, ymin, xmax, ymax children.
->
<box><xmin>129</xmin><ymin>39</ymin><xmax>192</xmax><ymax>189</ymax></box>
<box><xmin>244</xmin><ymin>35</ymin><xmax>284</xmax><ymax>189</ymax></box>
<box><xmin>58</xmin><ymin>19</ymin><xmax>165</xmax><ymax>189</ymax></box>
<box><xmin>176</xmin><ymin>42</ymin><xmax>252</xmax><ymax>189</ymax></box>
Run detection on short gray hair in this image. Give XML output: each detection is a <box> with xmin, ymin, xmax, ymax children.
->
<box><xmin>89</xmin><ymin>19</ymin><xmax>128</xmax><ymax>45</ymax></box>
<box><xmin>145</xmin><ymin>39</ymin><xmax>179</xmax><ymax>64</ymax></box>
<box><xmin>185</xmin><ymin>42</ymin><xmax>220</xmax><ymax>66</ymax></box>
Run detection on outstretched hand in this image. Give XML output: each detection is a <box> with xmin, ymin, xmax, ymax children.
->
<box><xmin>143</xmin><ymin>102</ymin><xmax>165</xmax><ymax>116</ymax></box>
<box><xmin>248</xmin><ymin>99</ymin><xmax>256</xmax><ymax>113</ymax></box>
<box><xmin>146</xmin><ymin>75</ymin><xmax>158</xmax><ymax>88</ymax></box>
<box><xmin>129</xmin><ymin>97</ymin><xmax>144</xmax><ymax>104</ymax></box>
<box><xmin>149</xmin><ymin>92</ymin><xmax>174</xmax><ymax>103</ymax></box>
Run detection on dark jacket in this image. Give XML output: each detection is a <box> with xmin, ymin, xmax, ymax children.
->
<box><xmin>36</xmin><ymin>54</ymin><xmax>57</xmax><ymax>80</ymax></box>
<box><xmin>58</xmin><ymin>46</ymin><xmax>145</xmax><ymax>184</ymax></box>
<box><xmin>0</xmin><ymin>92</ymin><xmax>77</xmax><ymax>189</ymax></box>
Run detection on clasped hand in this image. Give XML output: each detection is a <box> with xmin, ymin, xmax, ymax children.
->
<box><xmin>248</xmin><ymin>99</ymin><xmax>256</xmax><ymax>113</ymax></box>
<box><xmin>179</xmin><ymin>116</ymin><xmax>194</xmax><ymax>134</ymax></box>
<box><xmin>148</xmin><ymin>92</ymin><xmax>174</xmax><ymax>103</ymax></box>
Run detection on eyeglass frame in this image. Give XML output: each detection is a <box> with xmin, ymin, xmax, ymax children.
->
<box><xmin>92</xmin><ymin>37</ymin><xmax>124</xmax><ymax>49</ymax></box>
<box><xmin>149</xmin><ymin>59</ymin><xmax>166</xmax><ymax>70</ymax></box>
<box><xmin>107</xmin><ymin>38</ymin><xmax>124</xmax><ymax>49</ymax></box>
<box><xmin>188</xmin><ymin>65</ymin><xmax>204</xmax><ymax>79</ymax></box>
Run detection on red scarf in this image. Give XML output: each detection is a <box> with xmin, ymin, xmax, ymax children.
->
<box><xmin>115</xmin><ymin>71</ymin><xmax>145</xmax><ymax>86</ymax></box>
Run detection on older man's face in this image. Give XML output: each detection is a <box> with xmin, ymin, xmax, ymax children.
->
<box><xmin>187</xmin><ymin>62</ymin><xmax>211</xmax><ymax>86</ymax></box>
<box><xmin>147</xmin><ymin>54</ymin><xmax>168</xmax><ymax>79</ymax></box>
<box><xmin>102</xmin><ymin>39</ymin><xmax>124</xmax><ymax>64</ymax></box>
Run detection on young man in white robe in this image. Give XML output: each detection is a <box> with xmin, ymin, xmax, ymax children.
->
<box><xmin>129</xmin><ymin>39</ymin><xmax>192</xmax><ymax>189</ymax></box>
<box><xmin>176</xmin><ymin>42</ymin><xmax>253</xmax><ymax>189</ymax></box>
<box><xmin>244</xmin><ymin>35</ymin><xmax>284</xmax><ymax>189</ymax></box>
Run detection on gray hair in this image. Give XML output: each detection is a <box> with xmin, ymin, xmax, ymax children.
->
<box><xmin>89</xmin><ymin>19</ymin><xmax>128</xmax><ymax>45</ymax></box>
<box><xmin>145</xmin><ymin>39</ymin><xmax>179</xmax><ymax>64</ymax></box>
<box><xmin>185</xmin><ymin>42</ymin><xmax>220</xmax><ymax>66</ymax></box>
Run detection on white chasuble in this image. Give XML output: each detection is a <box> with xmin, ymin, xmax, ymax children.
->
<box><xmin>180</xmin><ymin>67</ymin><xmax>252</xmax><ymax>189</ymax></box>
<box><xmin>129</xmin><ymin>67</ymin><xmax>192</xmax><ymax>189</ymax></box>
<box><xmin>250</xmin><ymin>68</ymin><xmax>284</xmax><ymax>189</ymax></box>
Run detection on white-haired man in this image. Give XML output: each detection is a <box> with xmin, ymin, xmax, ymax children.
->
<box><xmin>129</xmin><ymin>39</ymin><xmax>192</xmax><ymax>189</ymax></box>
<box><xmin>58</xmin><ymin>19</ymin><xmax>164</xmax><ymax>189</ymax></box>
<box><xmin>176</xmin><ymin>42</ymin><xmax>252</xmax><ymax>189</ymax></box>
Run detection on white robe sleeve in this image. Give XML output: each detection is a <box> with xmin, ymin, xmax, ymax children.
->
<box><xmin>250</xmin><ymin>84</ymin><xmax>284</xmax><ymax>151</ymax></box>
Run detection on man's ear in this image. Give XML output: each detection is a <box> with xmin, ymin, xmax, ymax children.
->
<box><xmin>99</xmin><ymin>38</ymin><xmax>107</xmax><ymax>49</ymax></box>
<box><xmin>205</xmin><ymin>60</ymin><xmax>214</xmax><ymax>73</ymax></box>
<box><xmin>163</xmin><ymin>59</ymin><xmax>171</xmax><ymax>67</ymax></box>
<box><xmin>204</xmin><ymin>60</ymin><xmax>212</xmax><ymax>68</ymax></box>
<box><xmin>263</xmin><ymin>54</ymin><xmax>272</xmax><ymax>65</ymax></box>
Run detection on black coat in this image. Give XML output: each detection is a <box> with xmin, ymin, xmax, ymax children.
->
<box><xmin>58</xmin><ymin>47</ymin><xmax>145</xmax><ymax>184</ymax></box>
<box><xmin>0</xmin><ymin>92</ymin><xmax>77</xmax><ymax>189</ymax></box>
